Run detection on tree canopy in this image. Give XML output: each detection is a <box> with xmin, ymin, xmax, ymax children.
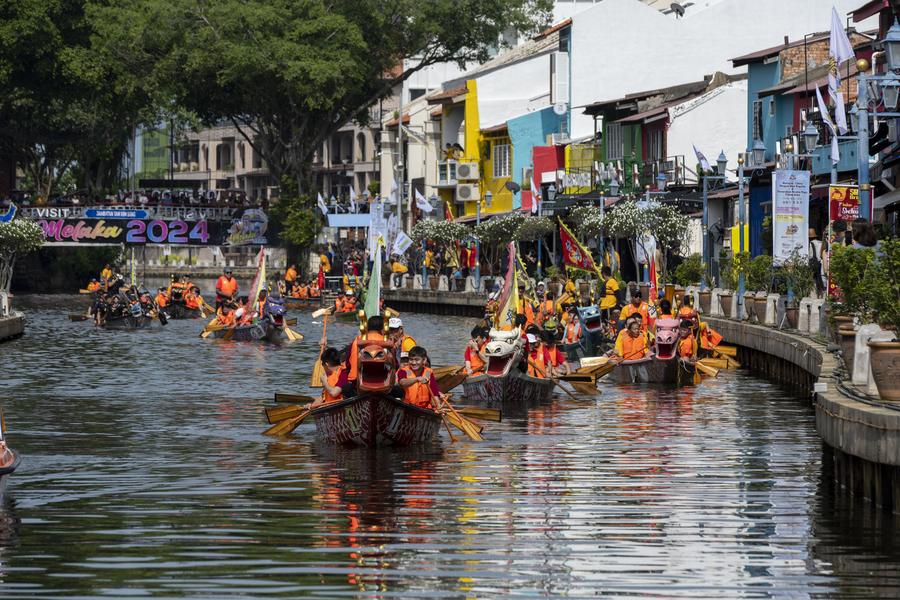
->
<box><xmin>0</xmin><ymin>219</ymin><xmax>45</xmax><ymax>293</ymax></box>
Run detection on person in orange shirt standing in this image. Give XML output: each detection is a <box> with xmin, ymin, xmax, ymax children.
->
<box><xmin>215</xmin><ymin>268</ymin><xmax>238</xmax><ymax>309</ymax></box>
<box><xmin>619</xmin><ymin>290</ymin><xmax>650</xmax><ymax>332</ymax></box>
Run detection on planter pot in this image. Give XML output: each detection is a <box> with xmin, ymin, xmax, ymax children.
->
<box><xmin>674</xmin><ymin>287</ymin><xmax>686</xmax><ymax>303</ymax></box>
<box><xmin>428</xmin><ymin>275</ymin><xmax>439</xmax><ymax>291</ymax></box>
<box><xmin>755</xmin><ymin>298</ymin><xmax>769</xmax><ymax>323</ymax></box>
<box><xmin>664</xmin><ymin>283</ymin><xmax>676</xmax><ymax>303</ymax></box>
<box><xmin>719</xmin><ymin>293</ymin><xmax>734</xmax><ymax>318</ymax></box>
<box><xmin>785</xmin><ymin>304</ymin><xmax>799</xmax><ymax>329</ymax></box>
<box><xmin>698</xmin><ymin>290</ymin><xmax>712</xmax><ymax>314</ymax></box>
<box><xmin>579</xmin><ymin>281</ymin><xmax>591</xmax><ymax>303</ymax></box>
<box><xmin>838</xmin><ymin>327</ymin><xmax>857</xmax><ymax>375</ymax></box>
<box><xmin>638</xmin><ymin>283</ymin><xmax>650</xmax><ymax>301</ymax></box>
<box><xmin>830</xmin><ymin>315</ymin><xmax>854</xmax><ymax>343</ymax></box>
<box><xmin>868</xmin><ymin>340</ymin><xmax>900</xmax><ymax>401</ymax></box>
<box><xmin>744</xmin><ymin>293</ymin><xmax>757</xmax><ymax>321</ymax></box>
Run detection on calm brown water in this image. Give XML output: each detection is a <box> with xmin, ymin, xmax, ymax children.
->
<box><xmin>0</xmin><ymin>295</ymin><xmax>898</xmax><ymax>598</ymax></box>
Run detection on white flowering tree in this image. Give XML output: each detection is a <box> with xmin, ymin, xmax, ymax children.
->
<box><xmin>410</xmin><ymin>219</ymin><xmax>470</xmax><ymax>246</ymax></box>
<box><xmin>0</xmin><ymin>219</ymin><xmax>45</xmax><ymax>303</ymax></box>
<box><xmin>571</xmin><ymin>206</ymin><xmax>605</xmax><ymax>240</ymax></box>
<box><xmin>474</xmin><ymin>213</ymin><xmax>526</xmax><ymax>272</ymax></box>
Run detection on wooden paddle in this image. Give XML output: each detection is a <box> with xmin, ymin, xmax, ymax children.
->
<box><xmin>286</xmin><ymin>317</ymin><xmax>297</xmax><ymax>326</ymax></box>
<box><xmin>265</xmin><ymin>403</ymin><xmax>310</xmax><ymax>424</ymax></box>
<box><xmin>310</xmin><ymin>315</ymin><xmax>328</xmax><ymax>388</ymax></box>
<box><xmin>263</xmin><ymin>407</ymin><xmax>312</xmax><ymax>436</ymax></box>
<box><xmin>527</xmin><ymin>358</ymin><xmax>583</xmax><ymax>402</ymax></box>
<box><xmin>312</xmin><ymin>305</ymin><xmax>335</xmax><ymax>319</ymax></box>
<box><xmin>714</xmin><ymin>345</ymin><xmax>738</xmax><ymax>357</ymax></box>
<box><xmin>69</xmin><ymin>314</ymin><xmax>90</xmax><ymax>322</ymax></box>
<box><xmin>275</xmin><ymin>392</ymin><xmax>318</xmax><ymax>404</ymax></box>
<box><xmin>455</xmin><ymin>406</ymin><xmax>501</xmax><ymax>422</ymax></box>
<box><xmin>698</xmin><ymin>357</ymin><xmax>728</xmax><ymax>370</ymax></box>
<box><xmin>430</xmin><ymin>389</ymin><xmax>483</xmax><ymax>441</ymax></box>
<box><xmin>695</xmin><ymin>361</ymin><xmax>719</xmax><ymax>378</ymax></box>
<box><xmin>284</xmin><ymin>325</ymin><xmax>304</xmax><ymax>341</ymax></box>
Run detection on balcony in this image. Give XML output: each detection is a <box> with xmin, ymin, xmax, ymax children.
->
<box><xmin>639</xmin><ymin>155</ymin><xmax>687</xmax><ymax>189</ymax></box>
<box><xmin>437</xmin><ymin>161</ymin><xmax>458</xmax><ymax>188</ymax></box>
<box><xmin>811</xmin><ymin>139</ymin><xmax>858</xmax><ymax>176</ymax></box>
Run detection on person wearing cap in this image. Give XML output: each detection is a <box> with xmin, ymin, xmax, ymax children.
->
<box><xmin>677</xmin><ymin>319</ymin><xmax>698</xmax><ymax>362</ymax></box>
<box><xmin>619</xmin><ymin>289</ymin><xmax>649</xmax><ymax>333</ymax></box>
<box><xmin>526</xmin><ymin>332</ymin><xmax>552</xmax><ymax>378</ymax></box>
<box><xmin>465</xmin><ymin>326</ymin><xmax>489</xmax><ymax>376</ymax></box>
<box><xmin>611</xmin><ymin>316</ymin><xmax>650</xmax><ymax>363</ymax></box>
<box><xmin>388</xmin><ymin>317</ymin><xmax>416</xmax><ymax>364</ymax></box>
<box><xmin>216</xmin><ymin>268</ymin><xmax>238</xmax><ymax>309</ymax></box>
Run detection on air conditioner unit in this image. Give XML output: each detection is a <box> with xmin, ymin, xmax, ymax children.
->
<box><xmin>456</xmin><ymin>183</ymin><xmax>480</xmax><ymax>202</ymax></box>
<box><xmin>457</xmin><ymin>162</ymin><xmax>480</xmax><ymax>180</ymax></box>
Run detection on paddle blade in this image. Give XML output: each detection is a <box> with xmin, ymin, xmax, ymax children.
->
<box><xmin>286</xmin><ymin>317</ymin><xmax>298</xmax><ymax>326</ymax></box>
<box><xmin>444</xmin><ymin>411</ymin><xmax>484</xmax><ymax>441</ymax></box>
<box><xmin>455</xmin><ymin>406</ymin><xmax>501</xmax><ymax>422</ymax></box>
<box><xmin>311</xmin><ymin>307</ymin><xmax>333</xmax><ymax>318</ymax></box>
<box><xmin>275</xmin><ymin>392</ymin><xmax>317</xmax><ymax>404</ymax></box>
<box><xmin>284</xmin><ymin>327</ymin><xmax>304</xmax><ymax>341</ymax></box>
<box><xmin>263</xmin><ymin>409</ymin><xmax>311</xmax><ymax>436</ymax></box>
<box><xmin>695</xmin><ymin>362</ymin><xmax>719</xmax><ymax>378</ymax></box>
<box><xmin>310</xmin><ymin>357</ymin><xmax>325</xmax><ymax>389</ymax></box>
<box><xmin>265</xmin><ymin>403</ymin><xmax>307</xmax><ymax>424</ymax></box>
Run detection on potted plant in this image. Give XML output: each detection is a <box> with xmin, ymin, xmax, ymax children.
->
<box><xmin>828</xmin><ymin>245</ymin><xmax>876</xmax><ymax>368</ymax></box>
<box><xmin>718</xmin><ymin>252</ymin><xmax>748</xmax><ymax>318</ymax></box>
<box><xmin>773</xmin><ymin>249</ymin><xmax>814</xmax><ymax>329</ymax></box>
<box><xmin>675</xmin><ymin>253</ymin><xmax>709</xmax><ymax>311</ymax></box>
<box><xmin>748</xmin><ymin>254</ymin><xmax>773</xmax><ymax>322</ymax></box>
<box><xmin>864</xmin><ymin>238</ymin><xmax>899</xmax><ymax>401</ymax></box>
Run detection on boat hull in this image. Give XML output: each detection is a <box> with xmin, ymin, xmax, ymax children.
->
<box><xmin>0</xmin><ymin>447</ymin><xmax>20</xmax><ymax>497</ymax></box>
<box><xmin>102</xmin><ymin>314</ymin><xmax>157</xmax><ymax>329</ymax></box>
<box><xmin>166</xmin><ymin>303</ymin><xmax>203</xmax><ymax>319</ymax></box>
<box><xmin>210</xmin><ymin>321</ymin><xmax>284</xmax><ymax>343</ymax></box>
<box><xmin>612</xmin><ymin>355</ymin><xmax>695</xmax><ymax>385</ymax></box>
<box><xmin>284</xmin><ymin>298</ymin><xmax>321</xmax><ymax>310</ymax></box>
<box><xmin>333</xmin><ymin>310</ymin><xmax>359</xmax><ymax>323</ymax></box>
<box><xmin>463</xmin><ymin>371</ymin><xmax>554</xmax><ymax>410</ymax></box>
<box><xmin>311</xmin><ymin>393</ymin><xmax>441</xmax><ymax>447</ymax></box>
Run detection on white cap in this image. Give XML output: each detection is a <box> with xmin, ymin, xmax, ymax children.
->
<box><xmin>400</xmin><ymin>351</ymin><xmax>409</xmax><ymax>359</ymax></box>
<box><xmin>388</xmin><ymin>317</ymin><xmax>403</xmax><ymax>329</ymax></box>
<box><xmin>537</xmin><ymin>281</ymin><xmax>545</xmax><ymax>287</ymax></box>
<box><xmin>234</xmin><ymin>308</ymin><xmax>245</xmax><ymax>318</ymax></box>
<box><xmin>526</xmin><ymin>333</ymin><xmax>538</xmax><ymax>343</ymax></box>
<box><xmin>345</xmin><ymin>290</ymin><xmax>353</xmax><ymax>296</ymax></box>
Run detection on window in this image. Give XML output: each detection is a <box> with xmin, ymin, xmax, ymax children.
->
<box><xmin>768</xmin><ymin>98</ymin><xmax>775</xmax><ymax>117</ymax></box>
<box><xmin>647</xmin><ymin>129</ymin><xmax>664</xmax><ymax>161</ymax></box>
<box><xmin>492</xmin><ymin>143</ymin><xmax>510</xmax><ymax>178</ymax></box>
<box><xmin>606</xmin><ymin>123</ymin><xmax>624</xmax><ymax>160</ymax></box>
<box><xmin>752</xmin><ymin>100</ymin><xmax>763</xmax><ymax>141</ymax></box>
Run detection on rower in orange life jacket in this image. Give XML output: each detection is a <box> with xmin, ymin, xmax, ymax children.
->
<box><xmin>309</xmin><ymin>282</ymin><xmax>320</xmax><ymax>298</ymax></box>
<box><xmin>184</xmin><ymin>287</ymin><xmax>202</xmax><ymax>310</ymax></box>
<box><xmin>155</xmin><ymin>287</ymin><xmax>169</xmax><ymax>308</ymax></box>
<box><xmin>346</xmin><ymin>315</ymin><xmax>387</xmax><ymax>382</ymax></box>
<box><xmin>397</xmin><ymin>346</ymin><xmax>441</xmax><ymax>409</ymax></box>
<box><xmin>619</xmin><ymin>290</ymin><xmax>650</xmax><ymax>332</ymax></box>
<box><xmin>538</xmin><ymin>292</ymin><xmax>556</xmax><ymax>324</ymax></box>
<box><xmin>311</xmin><ymin>347</ymin><xmax>349</xmax><ymax>407</ymax></box>
<box><xmin>215</xmin><ymin>268</ymin><xmax>239</xmax><ymax>308</ymax></box>
<box><xmin>86</xmin><ymin>279</ymin><xmax>101</xmax><ymax>293</ymax></box>
<box><xmin>526</xmin><ymin>333</ymin><xmax>552</xmax><ymax>378</ymax></box>
<box><xmin>563</xmin><ymin>310</ymin><xmax>582</xmax><ymax>343</ymax></box>
<box><xmin>256</xmin><ymin>289</ymin><xmax>268</xmax><ymax>318</ymax></box>
<box><xmin>677</xmin><ymin>319</ymin><xmax>698</xmax><ymax>360</ymax></box>
<box><xmin>216</xmin><ymin>305</ymin><xmax>236</xmax><ymax>326</ymax></box>
<box><xmin>541</xmin><ymin>330</ymin><xmax>571</xmax><ymax>376</ymax></box>
<box><xmin>612</xmin><ymin>317</ymin><xmax>651</xmax><ymax>363</ymax></box>
<box><xmin>464</xmin><ymin>326</ymin><xmax>489</xmax><ymax>376</ymax></box>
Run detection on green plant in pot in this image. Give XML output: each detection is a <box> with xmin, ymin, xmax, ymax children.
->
<box><xmin>778</xmin><ymin>249</ymin><xmax>814</xmax><ymax>329</ymax></box>
<box><xmin>864</xmin><ymin>238</ymin><xmax>900</xmax><ymax>401</ymax></box>
<box><xmin>675</xmin><ymin>253</ymin><xmax>710</xmax><ymax>313</ymax></box>
<box><xmin>718</xmin><ymin>252</ymin><xmax>749</xmax><ymax>318</ymax></box>
<box><xmin>747</xmin><ymin>254</ymin><xmax>773</xmax><ymax>322</ymax></box>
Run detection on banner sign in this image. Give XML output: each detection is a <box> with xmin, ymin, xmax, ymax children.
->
<box><xmin>391</xmin><ymin>231</ymin><xmax>414</xmax><ymax>256</ymax></box>
<box><xmin>827</xmin><ymin>185</ymin><xmax>859</xmax><ymax>298</ymax></box>
<box><xmin>223</xmin><ymin>208</ymin><xmax>268</xmax><ymax>246</ymax></box>
<box><xmin>772</xmin><ymin>169</ymin><xmax>810</xmax><ymax>264</ymax></box>
<box><xmin>84</xmin><ymin>208</ymin><xmax>148</xmax><ymax>219</ymax></box>
<box><xmin>368</xmin><ymin>202</ymin><xmax>389</xmax><ymax>257</ymax></box>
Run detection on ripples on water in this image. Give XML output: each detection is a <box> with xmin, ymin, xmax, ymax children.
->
<box><xmin>0</xmin><ymin>295</ymin><xmax>898</xmax><ymax>598</ymax></box>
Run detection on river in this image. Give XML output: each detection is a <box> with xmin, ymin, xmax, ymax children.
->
<box><xmin>0</xmin><ymin>295</ymin><xmax>898</xmax><ymax>598</ymax></box>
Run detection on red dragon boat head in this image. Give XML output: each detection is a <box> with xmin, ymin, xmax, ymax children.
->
<box><xmin>654</xmin><ymin>318</ymin><xmax>681</xmax><ymax>360</ymax></box>
<box><xmin>357</xmin><ymin>340</ymin><xmax>396</xmax><ymax>393</ymax></box>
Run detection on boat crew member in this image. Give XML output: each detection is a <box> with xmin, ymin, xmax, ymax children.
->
<box><xmin>86</xmin><ymin>278</ymin><xmax>101</xmax><ymax>293</ymax></box>
<box><xmin>216</xmin><ymin>303</ymin><xmax>236</xmax><ymax>326</ymax></box>
<box><xmin>309</xmin><ymin>281</ymin><xmax>321</xmax><ymax>298</ymax></box>
<box><xmin>563</xmin><ymin>309</ymin><xmax>582</xmax><ymax>344</ymax></box>
<box><xmin>215</xmin><ymin>268</ymin><xmax>238</xmax><ymax>309</ymax></box>
<box><xmin>397</xmin><ymin>346</ymin><xmax>442</xmax><ymax>410</ymax></box>
<box><xmin>600</xmin><ymin>266</ymin><xmax>619</xmax><ymax>322</ymax></box>
<box><xmin>311</xmin><ymin>347</ymin><xmax>349</xmax><ymax>408</ymax></box>
<box><xmin>155</xmin><ymin>287</ymin><xmax>169</xmax><ymax>309</ymax></box>
<box><xmin>658</xmin><ymin>298</ymin><xmax>674</xmax><ymax>319</ymax></box>
<box><xmin>526</xmin><ymin>333</ymin><xmax>552</xmax><ymax>378</ymax></box>
<box><xmin>284</xmin><ymin>264</ymin><xmax>298</xmax><ymax>291</ymax></box>
<box><xmin>256</xmin><ymin>289</ymin><xmax>268</xmax><ymax>318</ymax></box>
<box><xmin>100</xmin><ymin>264</ymin><xmax>113</xmax><ymax>289</ymax></box>
<box><xmin>346</xmin><ymin>315</ymin><xmax>386</xmax><ymax>382</ymax></box>
<box><xmin>388</xmin><ymin>317</ymin><xmax>417</xmax><ymax>365</ymax></box>
<box><xmin>542</xmin><ymin>330</ymin><xmax>571</xmax><ymax>376</ymax></box>
<box><xmin>538</xmin><ymin>291</ymin><xmax>556</xmax><ymax>325</ymax></box>
<box><xmin>677</xmin><ymin>294</ymin><xmax>700</xmax><ymax>331</ymax></box>
<box><xmin>611</xmin><ymin>316</ymin><xmax>651</xmax><ymax>363</ymax></box>
<box><xmin>677</xmin><ymin>319</ymin><xmax>699</xmax><ymax>362</ymax></box>
<box><xmin>465</xmin><ymin>327</ymin><xmax>489</xmax><ymax>376</ymax></box>
<box><xmin>184</xmin><ymin>286</ymin><xmax>202</xmax><ymax>311</ymax></box>
<box><xmin>619</xmin><ymin>290</ymin><xmax>650</xmax><ymax>333</ymax></box>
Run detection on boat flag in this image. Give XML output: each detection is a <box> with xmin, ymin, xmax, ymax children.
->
<box><xmin>649</xmin><ymin>254</ymin><xmax>658</xmax><ymax>302</ymax></box>
<box><xmin>558</xmin><ymin>218</ymin><xmax>598</xmax><ymax>273</ymax></box>
<box><xmin>247</xmin><ymin>247</ymin><xmax>267</xmax><ymax>314</ymax></box>
<box><xmin>815</xmin><ymin>86</ymin><xmax>840</xmax><ymax>164</ymax></box>
<box><xmin>530</xmin><ymin>177</ymin><xmax>540</xmax><ymax>214</ymax></box>
<box><xmin>495</xmin><ymin>242</ymin><xmax>519</xmax><ymax>329</ymax></box>
<box><xmin>364</xmin><ymin>236</ymin><xmax>384</xmax><ymax>317</ymax></box>
<box><xmin>692</xmin><ymin>144</ymin><xmax>711</xmax><ymax>172</ymax></box>
<box><xmin>130</xmin><ymin>248</ymin><xmax>137</xmax><ymax>288</ymax></box>
<box><xmin>830</xmin><ymin>6</ymin><xmax>854</xmax><ymax>135</ymax></box>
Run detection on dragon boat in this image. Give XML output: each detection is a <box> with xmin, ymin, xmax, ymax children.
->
<box><xmin>209</xmin><ymin>297</ymin><xmax>289</xmax><ymax>343</ymax></box>
<box><xmin>101</xmin><ymin>313</ymin><xmax>159</xmax><ymax>330</ymax></box>
<box><xmin>611</xmin><ymin>318</ymin><xmax>696</xmax><ymax>385</ymax></box>
<box><xmin>311</xmin><ymin>340</ymin><xmax>442</xmax><ymax>447</ymax></box>
<box><xmin>165</xmin><ymin>302</ymin><xmax>203</xmax><ymax>319</ymax></box>
<box><xmin>463</xmin><ymin>329</ymin><xmax>554</xmax><ymax>409</ymax></box>
<box><xmin>0</xmin><ymin>437</ymin><xmax>20</xmax><ymax>497</ymax></box>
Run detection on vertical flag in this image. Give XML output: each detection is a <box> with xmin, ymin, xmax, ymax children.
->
<box><xmin>816</xmin><ymin>86</ymin><xmax>840</xmax><ymax>164</ymax></box>
<box><xmin>247</xmin><ymin>247</ymin><xmax>267</xmax><ymax>314</ymax></box>
<box><xmin>349</xmin><ymin>186</ymin><xmax>357</xmax><ymax>213</ymax></box>
<box><xmin>317</xmin><ymin>192</ymin><xmax>328</xmax><ymax>216</ymax></box>
<box><xmin>390</xmin><ymin>178</ymin><xmax>399</xmax><ymax>206</ymax></box>
<box><xmin>692</xmin><ymin>144</ymin><xmax>711</xmax><ymax>172</ymax></box>
<box><xmin>558</xmin><ymin>218</ymin><xmax>598</xmax><ymax>273</ymax></box>
<box><xmin>649</xmin><ymin>255</ymin><xmax>658</xmax><ymax>302</ymax></box>
<box><xmin>495</xmin><ymin>242</ymin><xmax>519</xmax><ymax>329</ymax></box>
<box><xmin>414</xmin><ymin>189</ymin><xmax>434</xmax><ymax>213</ymax></box>
<box><xmin>364</xmin><ymin>237</ymin><xmax>384</xmax><ymax>317</ymax></box>
<box><xmin>829</xmin><ymin>6</ymin><xmax>854</xmax><ymax>135</ymax></box>
<box><xmin>530</xmin><ymin>177</ymin><xmax>540</xmax><ymax>214</ymax></box>
<box><xmin>130</xmin><ymin>248</ymin><xmax>137</xmax><ymax>288</ymax></box>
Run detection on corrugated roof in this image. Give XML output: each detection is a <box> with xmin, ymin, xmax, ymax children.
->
<box><xmin>783</xmin><ymin>59</ymin><xmax>860</xmax><ymax>95</ymax></box>
<box><xmin>731</xmin><ymin>32</ymin><xmax>830</xmax><ymax>66</ymax></box>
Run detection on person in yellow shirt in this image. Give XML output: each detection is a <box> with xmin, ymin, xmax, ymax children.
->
<box><xmin>319</xmin><ymin>252</ymin><xmax>331</xmax><ymax>274</ymax></box>
<box><xmin>599</xmin><ymin>266</ymin><xmax>619</xmax><ymax>317</ymax></box>
<box><xmin>100</xmin><ymin>264</ymin><xmax>113</xmax><ymax>289</ymax></box>
<box><xmin>284</xmin><ymin>264</ymin><xmax>298</xmax><ymax>290</ymax></box>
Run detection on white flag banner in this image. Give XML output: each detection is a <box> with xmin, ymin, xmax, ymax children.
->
<box><xmin>414</xmin><ymin>189</ymin><xmax>433</xmax><ymax>213</ymax></box>
<box><xmin>386</xmin><ymin>212</ymin><xmax>400</xmax><ymax>256</ymax></box>
<box><xmin>815</xmin><ymin>87</ymin><xmax>840</xmax><ymax>164</ymax></box>
<box><xmin>693</xmin><ymin>144</ymin><xmax>711</xmax><ymax>171</ymax></box>
<box><xmin>829</xmin><ymin>6</ymin><xmax>854</xmax><ymax>135</ymax></box>
<box><xmin>530</xmin><ymin>177</ymin><xmax>540</xmax><ymax>214</ymax></box>
<box><xmin>390</xmin><ymin>179</ymin><xmax>399</xmax><ymax>206</ymax></box>
<box><xmin>349</xmin><ymin>186</ymin><xmax>357</xmax><ymax>213</ymax></box>
<box><xmin>391</xmin><ymin>231</ymin><xmax>414</xmax><ymax>256</ymax></box>
<box><xmin>317</xmin><ymin>192</ymin><xmax>328</xmax><ymax>216</ymax></box>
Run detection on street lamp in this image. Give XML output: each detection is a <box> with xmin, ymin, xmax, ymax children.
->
<box><xmin>884</xmin><ymin>19</ymin><xmax>900</xmax><ymax>71</ymax></box>
<box><xmin>882</xmin><ymin>79</ymin><xmax>900</xmax><ymax>110</ymax></box>
<box><xmin>802</xmin><ymin>121</ymin><xmax>819</xmax><ymax>153</ymax></box>
<box><xmin>609</xmin><ymin>178</ymin><xmax>620</xmax><ymax>197</ymax></box>
<box><xmin>547</xmin><ymin>183</ymin><xmax>557</xmax><ymax>203</ymax></box>
<box><xmin>751</xmin><ymin>139</ymin><xmax>766</xmax><ymax>167</ymax></box>
<box><xmin>474</xmin><ymin>190</ymin><xmax>493</xmax><ymax>292</ymax></box>
<box><xmin>716</xmin><ymin>150</ymin><xmax>728</xmax><ymax>175</ymax></box>
<box><xmin>701</xmin><ymin>151</ymin><xmax>728</xmax><ymax>291</ymax></box>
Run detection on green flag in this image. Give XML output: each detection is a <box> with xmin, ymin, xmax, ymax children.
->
<box><xmin>364</xmin><ymin>238</ymin><xmax>383</xmax><ymax>317</ymax></box>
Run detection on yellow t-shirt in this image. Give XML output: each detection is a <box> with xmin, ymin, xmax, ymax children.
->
<box><xmin>319</xmin><ymin>254</ymin><xmax>331</xmax><ymax>273</ymax></box>
<box><xmin>600</xmin><ymin>278</ymin><xmax>619</xmax><ymax>309</ymax></box>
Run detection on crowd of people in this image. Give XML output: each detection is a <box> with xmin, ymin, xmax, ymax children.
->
<box><xmin>3</xmin><ymin>188</ymin><xmax>263</xmax><ymax>210</ymax></box>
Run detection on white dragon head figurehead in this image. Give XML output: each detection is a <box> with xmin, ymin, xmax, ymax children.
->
<box><xmin>483</xmin><ymin>328</ymin><xmax>524</xmax><ymax>377</ymax></box>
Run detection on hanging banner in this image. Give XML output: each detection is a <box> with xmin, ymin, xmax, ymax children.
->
<box><xmin>391</xmin><ymin>231</ymin><xmax>414</xmax><ymax>256</ymax></box>
<box><xmin>827</xmin><ymin>184</ymin><xmax>860</xmax><ymax>298</ymax></box>
<box><xmin>772</xmin><ymin>169</ymin><xmax>810</xmax><ymax>264</ymax></box>
<box><xmin>368</xmin><ymin>202</ymin><xmax>388</xmax><ymax>256</ymax></box>
<box><xmin>223</xmin><ymin>208</ymin><xmax>268</xmax><ymax>246</ymax></box>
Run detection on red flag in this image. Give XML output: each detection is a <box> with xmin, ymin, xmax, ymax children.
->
<box><xmin>317</xmin><ymin>264</ymin><xmax>325</xmax><ymax>290</ymax></box>
<box><xmin>649</xmin><ymin>255</ymin><xmax>658</xmax><ymax>302</ymax></box>
<box><xmin>559</xmin><ymin>220</ymin><xmax>596</xmax><ymax>271</ymax></box>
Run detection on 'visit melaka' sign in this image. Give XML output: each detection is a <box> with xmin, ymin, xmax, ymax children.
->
<box><xmin>35</xmin><ymin>217</ymin><xmax>217</xmax><ymax>245</ymax></box>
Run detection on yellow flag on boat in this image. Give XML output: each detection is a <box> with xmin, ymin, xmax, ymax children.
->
<box><xmin>130</xmin><ymin>248</ymin><xmax>137</xmax><ymax>288</ymax></box>
<box><xmin>496</xmin><ymin>242</ymin><xmax>518</xmax><ymax>329</ymax></box>
<box><xmin>247</xmin><ymin>247</ymin><xmax>266</xmax><ymax>313</ymax></box>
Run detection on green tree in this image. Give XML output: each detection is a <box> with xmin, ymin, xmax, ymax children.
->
<box><xmin>0</xmin><ymin>219</ymin><xmax>44</xmax><ymax>295</ymax></box>
<box><xmin>90</xmin><ymin>0</ymin><xmax>552</xmax><ymax>190</ymax></box>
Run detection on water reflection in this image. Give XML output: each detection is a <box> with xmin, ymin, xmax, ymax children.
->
<box><xmin>0</xmin><ymin>297</ymin><xmax>898</xmax><ymax>597</ymax></box>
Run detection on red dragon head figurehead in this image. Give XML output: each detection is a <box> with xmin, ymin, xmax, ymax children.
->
<box><xmin>357</xmin><ymin>340</ymin><xmax>396</xmax><ymax>393</ymax></box>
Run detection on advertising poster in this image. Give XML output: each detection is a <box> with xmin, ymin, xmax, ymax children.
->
<box><xmin>772</xmin><ymin>169</ymin><xmax>810</xmax><ymax>264</ymax></box>
<box><xmin>826</xmin><ymin>185</ymin><xmax>859</xmax><ymax>299</ymax></box>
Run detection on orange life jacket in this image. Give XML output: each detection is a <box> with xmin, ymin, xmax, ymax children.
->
<box><xmin>347</xmin><ymin>331</ymin><xmax>386</xmax><ymax>381</ymax></box>
<box><xmin>564</xmin><ymin>321</ymin><xmax>581</xmax><ymax>343</ymax></box>
<box><xmin>216</xmin><ymin>309</ymin><xmax>235</xmax><ymax>326</ymax></box>
<box><xmin>617</xmin><ymin>331</ymin><xmax>650</xmax><ymax>360</ymax></box>
<box><xmin>678</xmin><ymin>335</ymin><xmax>698</xmax><ymax>358</ymax></box>
<box><xmin>467</xmin><ymin>342</ymin><xmax>487</xmax><ymax>374</ymax></box>
<box><xmin>322</xmin><ymin>365</ymin><xmax>345</xmax><ymax>403</ymax></box>
<box><xmin>155</xmin><ymin>293</ymin><xmax>168</xmax><ymax>308</ymax></box>
<box><xmin>184</xmin><ymin>292</ymin><xmax>200</xmax><ymax>309</ymax></box>
<box><xmin>217</xmin><ymin>275</ymin><xmax>238</xmax><ymax>297</ymax></box>
<box><xmin>621</xmin><ymin>302</ymin><xmax>650</xmax><ymax>331</ymax></box>
<box><xmin>539</xmin><ymin>299</ymin><xmax>555</xmax><ymax>323</ymax></box>
<box><xmin>528</xmin><ymin>347</ymin><xmax>549</xmax><ymax>378</ymax></box>
<box><xmin>309</xmin><ymin>285</ymin><xmax>320</xmax><ymax>297</ymax></box>
<box><xmin>257</xmin><ymin>299</ymin><xmax>267</xmax><ymax>318</ymax></box>
<box><xmin>298</xmin><ymin>285</ymin><xmax>309</xmax><ymax>299</ymax></box>
<box><xmin>400</xmin><ymin>366</ymin><xmax>434</xmax><ymax>409</ymax></box>
<box><xmin>87</xmin><ymin>282</ymin><xmax>101</xmax><ymax>292</ymax></box>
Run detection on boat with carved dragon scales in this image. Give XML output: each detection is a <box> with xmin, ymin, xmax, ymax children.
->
<box><xmin>611</xmin><ymin>318</ymin><xmax>696</xmax><ymax>385</ymax></box>
<box><xmin>311</xmin><ymin>340</ymin><xmax>442</xmax><ymax>447</ymax></box>
<box><xmin>463</xmin><ymin>329</ymin><xmax>554</xmax><ymax>410</ymax></box>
